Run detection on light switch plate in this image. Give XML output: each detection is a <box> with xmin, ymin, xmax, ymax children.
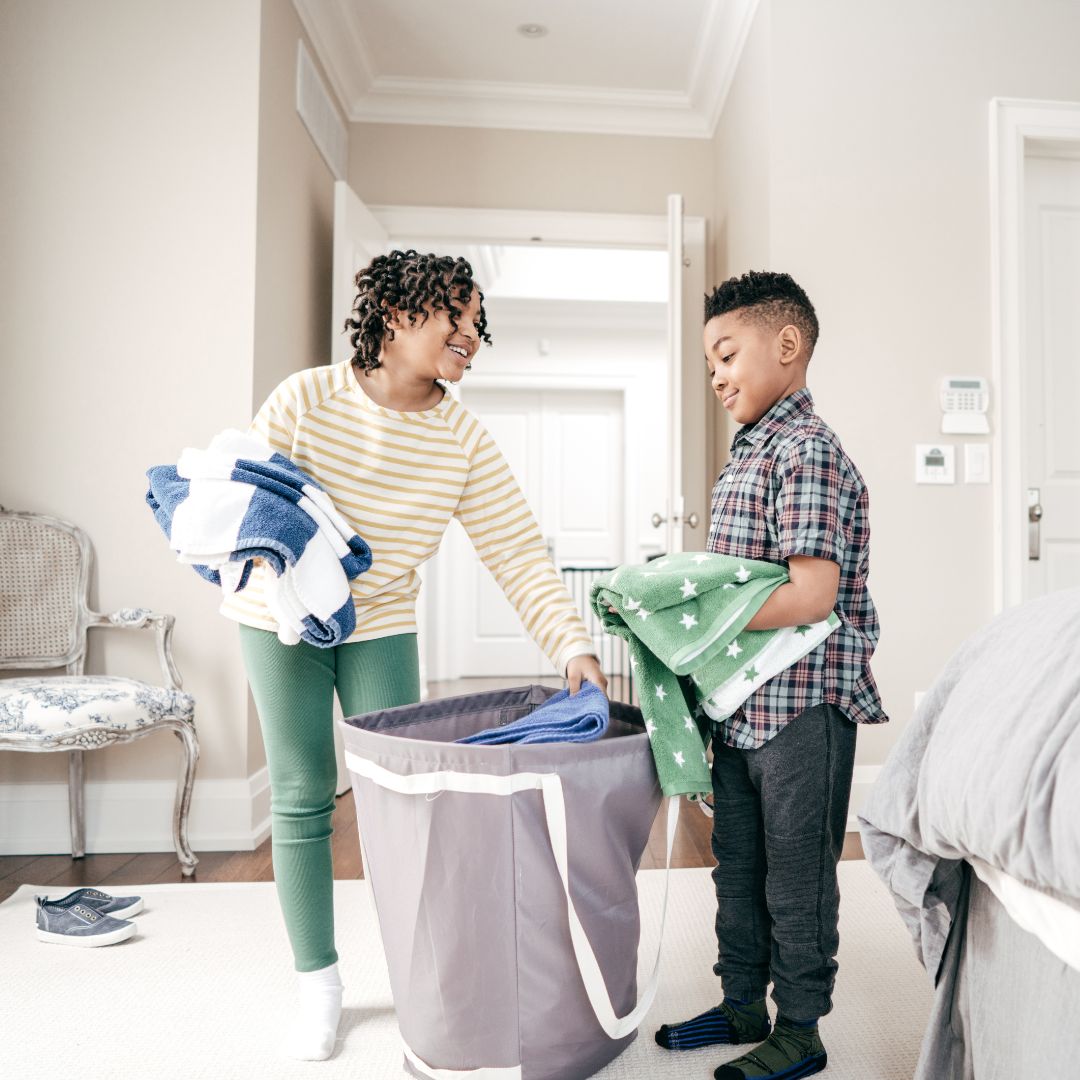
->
<box><xmin>964</xmin><ymin>442</ymin><xmax>991</xmax><ymax>483</ymax></box>
<box><xmin>915</xmin><ymin>444</ymin><xmax>955</xmax><ymax>484</ymax></box>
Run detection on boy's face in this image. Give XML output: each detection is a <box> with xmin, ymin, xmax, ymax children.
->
<box><xmin>702</xmin><ymin>310</ymin><xmax>803</xmax><ymax>427</ymax></box>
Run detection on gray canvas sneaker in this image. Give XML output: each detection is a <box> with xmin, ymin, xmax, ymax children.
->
<box><xmin>43</xmin><ymin>887</ymin><xmax>143</xmax><ymax>919</ymax></box>
<box><xmin>35</xmin><ymin>898</ymin><xmax>137</xmax><ymax>947</ymax></box>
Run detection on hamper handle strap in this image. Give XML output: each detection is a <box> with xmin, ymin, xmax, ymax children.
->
<box><xmin>539</xmin><ymin>775</ymin><xmax>679</xmax><ymax>1040</ymax></box>
<box><xmin>344</xmin><ymin>753</ymin><xmax>679</xmax><ymax>1042</ymax></box>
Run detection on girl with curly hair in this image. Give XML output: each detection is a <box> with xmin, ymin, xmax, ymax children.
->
<box><xmin>222</xmin><ymin>249</ymin><xmax>607</xmax><ymax>1060</ymax></box>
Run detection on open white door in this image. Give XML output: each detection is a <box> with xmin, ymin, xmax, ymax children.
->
<box><xmin>658</xmin><ymin>194</ymin><xmax>708</xmax><ymax>556</ymax></box>
<box><xmin>331</xmin><ymin>180</ymin><xmax>389</xmax><ymax>365</ymax></box>
<box><xmin>331</xmin><ymin>180</ymin><xmax>389</xmax><ymax>793</ymax></box>
<box><xmin>1023</xmin><ymin>152</ymin><xmax>1080</xmax><ymax>598</ymax></box>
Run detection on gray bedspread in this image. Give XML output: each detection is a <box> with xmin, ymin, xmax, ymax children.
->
<box><xmin>859</xmin><ymin>587</ymin><xmax>1080</xmax><ymax>981</ymax></box>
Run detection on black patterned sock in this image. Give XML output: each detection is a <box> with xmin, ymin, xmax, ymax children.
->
<box><xmin>655</xmin><ymin>997</ymin><xmax>770</xmax><ymax>1051</ymax></box>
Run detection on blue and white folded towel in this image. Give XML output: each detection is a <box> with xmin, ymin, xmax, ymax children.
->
<box><xmin>457</xmin><ymin>680</ymin><xmax>609</xmax><ymax>745</ymax></box>
<box><xmin>146</xmin><ymin>429</ymin><xmax>371</xmax><ymax>647</ymax></box>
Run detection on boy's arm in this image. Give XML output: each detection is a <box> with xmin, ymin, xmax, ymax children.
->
<box><xmin>743</xmin><ymin>555</ymin><xmax>839</xmax><ymax>629</ymax></box>
<box><xmin>745</xmin><ymin>436</ymin><xmax>846</xmax><ymax>630</ymax></box>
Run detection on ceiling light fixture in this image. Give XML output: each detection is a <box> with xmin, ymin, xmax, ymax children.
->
<box><xmin>517</xmin><ymin>23</ymin><xmax>548</xmax><ymax>39</ymax></box>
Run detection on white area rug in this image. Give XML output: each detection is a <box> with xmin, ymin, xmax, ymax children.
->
<box><xmin>0</xmin><ymin>863</ymin><xmax>931</xmax><ymax>1080</ymax></box>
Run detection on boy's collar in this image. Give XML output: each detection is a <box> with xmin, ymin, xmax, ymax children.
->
<box><xmin>730</xmin><ymin>387</ymin><xmax>815</xmax><ymax>451</ymax></box>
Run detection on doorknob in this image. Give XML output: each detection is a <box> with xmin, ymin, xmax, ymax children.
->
<box><xmin>651</xmin><ymin>511</ymin><xmax>700</xmax><ymax>529</ymax></box>
<box><xmin>1027</xmin><ymin>488</ymin><xmax>1042</xmax><ymax>561</ymax></box>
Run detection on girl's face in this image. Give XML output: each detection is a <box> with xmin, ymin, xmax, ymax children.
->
<box><xmin>385</xmin><ymin>287</ymin><xmax>483</xmax><ymax>384</ymax></box>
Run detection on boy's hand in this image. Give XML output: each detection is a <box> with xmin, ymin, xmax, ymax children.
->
<box><xmin>567</xmin><ymin>655</ymin><xmax>607</xmax><ymax>696</ymax></box>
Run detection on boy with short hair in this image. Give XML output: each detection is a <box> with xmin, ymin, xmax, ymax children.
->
<box><xmin>654</xmin><ymin>271</ymin><xmax>887</xmax><ymax>1079</ymax></box>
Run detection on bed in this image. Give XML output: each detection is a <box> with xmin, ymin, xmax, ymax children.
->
<box><xmin>859</xmin><ymin>587</ymin><xmax>1080</xmax><ymax>1079</ymax></box>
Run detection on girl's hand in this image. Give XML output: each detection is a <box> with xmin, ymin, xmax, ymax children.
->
<box><xmin>567</xmin><ymin>655</ymin><xmax>607</xmax><ymax>696</ymax></box>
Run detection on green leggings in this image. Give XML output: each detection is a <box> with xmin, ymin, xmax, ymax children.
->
<box><xmin>239</xmin><ymin>625</ymin><xmax>420</xmax><ymax>972</ymax></box>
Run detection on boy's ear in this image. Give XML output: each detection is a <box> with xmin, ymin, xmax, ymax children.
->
<box><xmin>777</xmin><ymin>323</ymin><xmax>801</xmax><ymax>365</ymax></box>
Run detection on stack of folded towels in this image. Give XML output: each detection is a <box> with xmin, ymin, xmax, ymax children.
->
<box><xmin>146</xmin><ymin>429</ymin><xmax>371</xmax><ymax>647</ymax></box>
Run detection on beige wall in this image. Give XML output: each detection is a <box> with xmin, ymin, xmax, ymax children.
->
<box><xmin>254</xmin><ymin>0</ymin><xmax>338</xmax><ymax>406</ymax></box>
<box><xmin>0</xmin><ymin>0</ymin><xmax>341</xmax><ymax>852</ymax></box>
<box><xmin>709</xmin><ymin>0</ymin><xmax>774</xmax><ymax>481</ymax></box>
<box><xmin>247</xmin><ymin>0</ymin><xmax>340</xmax><ymax>774</ymax></box>
<box><xmin>711</xmin><ymin>0</ymin><xmax>1080</xmax><ymax>777</ymax></box>
<box><xmin>349</xmin><ymin>123</ymin><xmax>714</xmax><ymax>220</ymax></box>
<box><xmin>711</xmin><ymin>0</ymin><xmax>772</xmax><ymax>283</ymax></box>
<box><xmin>0</xmin><ymin>0</ymin><xmax>261</xmax><ymax>806</ymax></box>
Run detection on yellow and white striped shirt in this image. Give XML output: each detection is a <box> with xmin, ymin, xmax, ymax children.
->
<box><xmin>219</xmin><ymin>359</ymin><xmax>594</xmax><ymax>674</ymax></box>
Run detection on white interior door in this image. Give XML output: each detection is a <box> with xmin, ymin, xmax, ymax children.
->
<box><xmin>331</xmin><ymin>180</ymin><xmax>389</xmax><ymax>365</ymax></box>
<box><xmin>330</xmin><ymin>180</ymin><xmax>389</xmax><ymax>793</ymax></box>
<box><xmin>441</xmin><ymin>387</ymin><xmax>625</xmax><ymax>678</ymax></box>
<box><xmin>655</xmin><ymin>195</ymin><xmax>708</xmax><ymax>555</ymax></box>
<box><xmin>665</xmin><ymin>195</ymin><xmax>685</xmax><ymax>555</ymax></box>
<box><xmin>1023</xmin><ymin>153</ymin><xmax>1080</xmax><ymax>597</ymax></box>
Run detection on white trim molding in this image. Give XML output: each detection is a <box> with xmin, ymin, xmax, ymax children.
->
<box><xmin>370</xmin><ymin>203</ymin><xmax>676</xmax><ymax>249</ymax></box>
<box><xmin>989</xmin><ymin>98</ymin><xmax>1080</xmax><ymax>612</ymax></box>
<box><xmin>0</xmin><ymin>768</ymin><xmax>271</xmax><ymax>856</ymax></box>
<box><xmin>293</xmin><ymin>0</ymin><xmax>759</xmax><ymax>139</ymax></box>
<box><xmin>846</xmin><ymin>765</ymin><xmax>881</xmax><ymax>834</ymax></box>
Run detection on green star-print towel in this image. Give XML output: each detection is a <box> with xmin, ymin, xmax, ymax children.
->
<box><xmin>590</xmin><ymin>551</ymin><xmax>840</xmax><ymax>796</ymax></box>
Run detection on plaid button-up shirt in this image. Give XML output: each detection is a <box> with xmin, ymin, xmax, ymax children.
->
<box><xmin>706</xmin><ymin>388</ymin><xmax>886</xmax><ymax>748</ymax></box>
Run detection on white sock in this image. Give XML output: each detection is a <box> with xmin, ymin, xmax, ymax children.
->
<box><xmin>287</xmin><ymin>963</ymin><xmax>344</xmax><ymax>1061</ymax></box>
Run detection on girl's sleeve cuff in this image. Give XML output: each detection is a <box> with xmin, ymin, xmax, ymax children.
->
<box><xmin>557</xmin><ymin>641</ymin><xmax>598</xmax><ymax>678</ymax></box>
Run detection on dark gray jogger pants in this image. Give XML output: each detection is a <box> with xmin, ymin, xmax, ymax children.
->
<box><xmin>709</xmin><ymin>703</ymin><xmax>857</xmax><ymax>1021</ymax></box>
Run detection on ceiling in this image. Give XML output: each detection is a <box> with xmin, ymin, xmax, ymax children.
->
<box><xmin>292</xmin><ymin>0</ymin><xmax>759</xmax><ymax>138</ymax></box>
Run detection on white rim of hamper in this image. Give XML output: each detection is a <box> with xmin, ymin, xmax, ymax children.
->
<box><xmin>345</xmin><ymin>753</ymin><xmax>680</xmax><ymax>1079</ymax></box>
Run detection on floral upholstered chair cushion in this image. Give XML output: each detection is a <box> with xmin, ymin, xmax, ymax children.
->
<box><xmin>0</xmin><ymin>676</ymin><xmax>195</xmax><ymax>748</ymax></box>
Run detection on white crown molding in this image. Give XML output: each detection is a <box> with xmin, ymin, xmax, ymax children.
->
<box><xmin>691</xmin><ymin>0</ymin><xmax>762</xmax><ymax>136</ymax></box>
<box><xmin>368</xmin><ymin>204</ymin><xmax>676</xmax><ymax>248</ymax></box>
<box><xmin>351</xmin><ymin>77</ymin><xmax>707</xmax><ymax>138</ymax></box>
<box><xmin>295</xmin><ymin>0</ymin><xmax>759</xmax><ymax>140</ymax></box>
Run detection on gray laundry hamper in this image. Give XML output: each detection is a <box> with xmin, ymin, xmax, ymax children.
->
<box><xmin>340</xmin><ymin>684</ymin><xmax>680</xmax><ymax>1080</ymax></box>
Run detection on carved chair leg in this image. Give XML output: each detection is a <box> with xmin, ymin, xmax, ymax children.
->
<box><xmin>67</xmin><ymin>750</ymin><xmax>86</xmax><ymax>860</ymax></box>
<box><xmin>171</xmin><ymin>723</ymin><xmax>200</xmax><ymax>876</ymax></box>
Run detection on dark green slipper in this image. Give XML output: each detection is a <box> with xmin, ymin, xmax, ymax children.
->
<box><xmin>713</xmin><ymin>1019</ymin><xmax>827</xmax><ymax>1079</ymax></box>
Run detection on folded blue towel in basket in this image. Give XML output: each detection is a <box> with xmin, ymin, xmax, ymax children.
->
<box><xmin>457</xmin><ymin>680</ymin><xmax>609</xmax><ymax>745</ymax></box>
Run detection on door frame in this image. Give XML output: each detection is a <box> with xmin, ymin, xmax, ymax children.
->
<box><xmin>369</xmin><ymin>204</ymin><xmax>704</xmax><ymax>251</ymax></box>
<box><xmin>990</xmin><ymin>98</ymin><xmax>1080</xmax><ymax>611</ymax></box>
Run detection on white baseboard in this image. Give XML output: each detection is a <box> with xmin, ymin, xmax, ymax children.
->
<box><xmin>0</xmin><ymin>768</ymin><xmax>271</xmax><ymax>855</ymax></box>
<box><xmin>846</xmin><ymin>765</ymin><xmax>881</xmax><ymax>834</ymax></box>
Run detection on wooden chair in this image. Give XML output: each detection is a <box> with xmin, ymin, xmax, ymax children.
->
<box><xmin>0</xmin><ymin>507</ymin><xmax>199</xmax><ymax>874</ymax></box>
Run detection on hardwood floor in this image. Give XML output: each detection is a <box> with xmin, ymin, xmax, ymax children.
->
<box><xmin>0</xmin><ymin>677</ymin><xmax>863</xmax><ymax>903</ymax></box>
